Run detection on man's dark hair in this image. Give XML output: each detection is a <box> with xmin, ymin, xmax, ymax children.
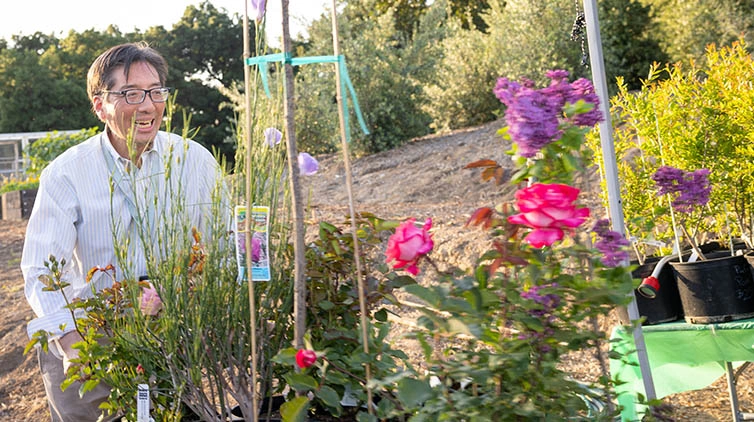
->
<box><xmin>86</xmin><ymin>41</ymin><xmax>168</xmax><ymax>101</ymax></box>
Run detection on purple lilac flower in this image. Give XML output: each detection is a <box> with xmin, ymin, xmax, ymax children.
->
<box><xmin>592</xmin><ymin>219</ymin><xmax>630</xmax><ymax>267</ymax></box>
<box><xmin>567</xmin><ymin>78</ymin><xmax>603</xmax><ymax>127</ymax></box>
<box><xmin>493</xmin><ymin>70</ymin><xmax>602</xmax><ymax>157</ymax></box>
<box><xmin>651</xmin><ymin>166</ymin><xmax>711</xmax><ymax>213</ymax></box>
<box><xmin>541</xmin><ymin>70</ymin><xmax>572</xmax><ymax>110</ymax></box>
<box><xmin>520</xmin><ymin>283</ymin><xmax>561</xmax><ymax>312</ymax></box>
<box><xmin>494</xmin><ymin>80</ymin><xmax>563</xmax><ymax>157</ymax></box>
<box><xmin>519</xmin><ymin>283</ymin><xmax>560</xmax><ymax>353</ymax></box>
<box><xmin>298</xmin><ymin>152</ymin><xmax>319</xmax><ymax>176</ymax></box>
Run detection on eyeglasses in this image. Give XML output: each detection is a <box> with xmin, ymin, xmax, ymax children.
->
<box><xmin>100</xmin><ymin>87</ymin><xmax>172</xmax><ymax>105</ymax></box>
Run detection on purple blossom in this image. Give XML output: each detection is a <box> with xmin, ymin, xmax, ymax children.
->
<box><xmin>264</xmin><ymin>127</ymin><xmax>282</xmax><ymax>147</ymax></box>
<box><xmin>592</xmin><ymin>219</ymin><xmax>630</xmax><ymax>267</ymax></box>
<box><xmin>651</xmin><ymin>166</ymin><xmax>711</xmax><ymax>213</ymax></box>
<box><xmin>494</xmin><ymin>79</ymin><xmax>562</xmax><ymax>157</ymax></box>
<box><xmin>519</xmin><ymin>283</ymin><xmax>560</xmax><ymax>353</ymax></box>
<box><xmin>567</xmin><ymin>78</ymin><xmax>603</xmax><ymax>127</ymax></box>
<box><xmin>251</xmin><ymin>232</ymin><xmax>262</xmax><ymax>262</ymax></box>
<box><xmin>250</xmin><ymin>0</ymin><xmax>266</xmax><ymax>21</ymax></box>
<box><xmin>298</xmin><ymin>152</ymin><xmax>319</xmax><ymax>176</ymax></box>
<box><xmin>493</xmin><ymin>70</ymin><xmax>602</xmax><ymax>157</ymax></box>
<box><xmin>520</xmin><ymin>283</ymin><xmax>561</xmax><ymax>312</ymax></box>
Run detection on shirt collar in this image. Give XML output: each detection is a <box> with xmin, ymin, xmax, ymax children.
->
<box><xmin>102</xmin><ymin>131</ymin><xmax>163</xmax><ymax>167</ymax></box>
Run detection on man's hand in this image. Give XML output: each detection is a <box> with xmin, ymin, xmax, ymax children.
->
<box><xmin>57</xmin><ymin>331</ymin><xmax>83</xmax><ymax>373</ymax></box>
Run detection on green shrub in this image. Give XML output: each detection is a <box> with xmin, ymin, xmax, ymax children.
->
<box><xmin>24</xmin><ymin>127</ymin><xmax>98</xmax><ymax>178</ymax></box>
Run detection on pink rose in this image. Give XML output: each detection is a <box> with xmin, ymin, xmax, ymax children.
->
<box><xmin>385</xmin><ymin>218</ymin><xmax>434</xmax><ymax>275</ymax></box>
<box><xmin>140</xmin><ymin>282</ymin><xmax>163</xmax><ymax>316</ymax></box>
<box><xmin>507</xmin><ymin>183</ymin><xmax>590</xmax><ymax>248</ymax></box>
<box><xmin>295</xmin><ymin>349</ymin><xmax>317</xmax><ymax>369</ymax></box>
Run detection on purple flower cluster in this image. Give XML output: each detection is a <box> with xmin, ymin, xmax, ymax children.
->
<box><xmin>651</xmin><ymin>166</ymin><xmax>711</xmax><ymax>213</ymax></box>
<box><xmin>493</xmin><ymin>70</ymin><xmax>603</xmax><ymax>158</ymax></box>
<box><xmin>520</xmin><ymin>282</ymin><xmax>561</xmax><ymax>315</ymax></box>
<box><xmin>493</xmin><ymin>77</ymin><xmax>562</xmax><ymax>157</ymax></box>
<box><xmin>519</xmin><ymin>283</ymin><xmax>561</xmax><ymax>353</ymax></box>
<box><xmin>592</xmin><ymin>219</ymin><xmax>630</xmax><ymax>267</ymax></box>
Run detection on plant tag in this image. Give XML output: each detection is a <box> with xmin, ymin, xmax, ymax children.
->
<box><xmin>137</xmin><ymin>384</ymin><xmax>150</xmax><ymax>422</ymax></box>
<box><xmin>234</xmin><ymin>205</ymin><xmax>271</xmax><ymax>282</ymax></box>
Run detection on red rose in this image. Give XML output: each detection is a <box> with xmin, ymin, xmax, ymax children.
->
<box><xmin>295</xmin><ymin>349</ymin><xmax>317</xmax><ymax>369</ymax></box>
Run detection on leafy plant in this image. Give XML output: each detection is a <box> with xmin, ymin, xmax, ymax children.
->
<box><xmin>272</xmin><ymin>213</ymin><xmax>421</xmax><ymax>420</ymax></box>
<box><xmin>375</xmin><ymin>69</ymin><xmax>635</xmax><ymax>420</ymax></box>
<box><xmin>24</xmin><ymin>127</ymin><xmax>98</xmax><ymax>178</ymax></box>
<box><xmin>589</xmin><ymin>40</ymin><xmax>754</xmax><ymax>258</ymax></box>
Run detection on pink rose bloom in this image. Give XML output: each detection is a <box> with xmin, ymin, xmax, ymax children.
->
<box><xmin>140</xmin><ymin>282</ymin><xmax>163</xmax><ymax>316</ymax></box>
<box><xmin>295</xmin><ymin>349</ymin><xmax>317</xmax><ymax>369</ymax></box>
<box><xmin>507</xmin><ymin>183</ymin><xmax>590</xmax><ymax>248</ymax></box>
<box><xmin>385</xmin><ymin>218</ymin><xmax>434</xmax><ymax>275</ymax></box>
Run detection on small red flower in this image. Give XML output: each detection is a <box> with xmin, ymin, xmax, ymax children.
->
<box><xmin>136</xmin><ymin>364</ymin><xmax>145</xmax><ymax>375</ymax></box>
<box><xmin>295</xmin><ymin>349</ymin><xmax>317</xmax><ymax>369</ymax></box>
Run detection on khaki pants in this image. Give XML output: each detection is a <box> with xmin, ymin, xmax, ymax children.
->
<box><xmin>37</xmin><ymin>346</ymin><xmax>118</xmax><ymax>422</ymax></box>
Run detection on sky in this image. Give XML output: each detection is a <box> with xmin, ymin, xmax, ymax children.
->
<box><xmin>0</xmin><ymin>0</ymin><xmax>332</xmax><ymax>46</ymax></box>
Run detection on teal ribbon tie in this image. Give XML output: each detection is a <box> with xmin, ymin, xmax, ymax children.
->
<box><xmin>245</xmin><ymin>53</ymin><xmax>370</xmax><ymax>140</ymax></box>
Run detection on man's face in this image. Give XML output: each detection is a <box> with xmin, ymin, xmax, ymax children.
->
<box><xmin>93</xmin><ymin>61</ymin><xmax>166</xmax><ymax>156</ymax></box>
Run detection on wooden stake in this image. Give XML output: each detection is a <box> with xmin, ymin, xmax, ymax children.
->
<box><xmin>242</xmin><ymin>2</ymin><xmax>259</xmax><ymax>421</ymax></box>
<box><xmin>281</xmin><ymin>0</ymin><xmax>308</xmax><ymax>351</ymax></box>
<box><xmin>329</xmin><ymin>0</ymin><xmax>373</xmax><ymax>414</ymax></box>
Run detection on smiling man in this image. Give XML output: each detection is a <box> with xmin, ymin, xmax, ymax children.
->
<box><xmin>21</xmin><ymin>42</ymin><xmax>223</xmax><ymax>421</ymax></box>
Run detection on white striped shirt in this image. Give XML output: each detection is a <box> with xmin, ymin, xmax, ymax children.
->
<box><xmin>22</xmin><ymin>130</ymin><xmax>223</xmax><ymax>338</ymax></box>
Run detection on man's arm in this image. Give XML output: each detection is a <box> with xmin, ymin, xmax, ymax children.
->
<box><xmin>21</xmin><ymin>167</ymin><xmax>82</xmax><ymax>339</ymax></box>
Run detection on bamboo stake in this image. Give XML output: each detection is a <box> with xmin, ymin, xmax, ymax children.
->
<box><xmin>280</xmin><ymin>0</ymin><xmax>307</xmax><ymax>351</ymax></box>
<box><xmin>329</xmin><ymin>0</ymin><xmax>374</xmax><ymax>414</ymax></box>
<box><xmin>242</xmin><ymin>2</ymin><xmax>259</xmax><ymax>421</ymax></box>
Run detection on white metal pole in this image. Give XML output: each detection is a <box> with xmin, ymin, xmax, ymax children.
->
<box><xmin>582</xmin><ymin>0</ymin><xmax>657</xmax><ymax>401</ymax></box>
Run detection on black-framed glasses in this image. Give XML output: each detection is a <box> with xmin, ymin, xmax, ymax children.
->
<box><xmin>100</xmin><ymin>87</ymin><xmax>172</xmax><ymax>104</ymax></box>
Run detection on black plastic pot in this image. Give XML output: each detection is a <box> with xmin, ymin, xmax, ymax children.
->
<box><xmin>670</xmin><ymin>251</ymin><xmax>754</xmax><ymax>324</ymax></box>
<box><xmin>618</xmin><ymin>256</ymin><xmax>684</xmax><ymax>325</ymax></box>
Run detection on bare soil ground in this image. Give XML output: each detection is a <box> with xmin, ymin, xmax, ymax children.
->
<box><xmin>1</xmin><ymin>119</ymin><xmax>753</xmax><ymax>420</ymax></box>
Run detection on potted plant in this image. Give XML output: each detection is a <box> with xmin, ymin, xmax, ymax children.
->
<box><xmin>589</xmin><ymin>40</ymin><xmax>754</xmax><ymax>324</ymax></box>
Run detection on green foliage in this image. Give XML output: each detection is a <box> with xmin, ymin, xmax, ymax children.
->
<box><xmin>24</xmin><ymin>128</ymin><xmax>98</xmax><ymax>178</ymax></box>
<box><xmin>598</xmin><ymin>0</ymin><xmax>668</xmax><ymax>95</ymax></box>
<box><xmin>0</xmin><ymin>48</ymin><xmax>100</xmax><ymax>132</ymax></box>
<box><xmin>384</xmin><ymin>71</ymin><xmax>633</xmax><ymax>420</ymax></box>
<box><xmin>423</xmin><ymin>0</ymin><xmax>590</xmax><ymax>132</ymax></box>
<box><xmin>639</xmin><ymin>0</ymin><xmax>754</xmax><ymax>65</ymax></box>
<box><xmin>588</xmin><ymin>40</ymin><xmax>754</xmax><ymax>257</ymax></box>
<box><xmin>273</xmin><ymin>214</ymin><xmax>418</xmax><ymax>420</ymax></box>
<box><xmin>295</xmin><ymin>0</ymin><xmax>433</xmax><ymax>155</ymax></box>
<box><xmin>0</xmin><ymin>177</ymin><xmax>38</xmax><ymax>195</ymax></box>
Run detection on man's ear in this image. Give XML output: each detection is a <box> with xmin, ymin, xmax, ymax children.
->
<box><xmin>92</xmin><ymin>96</ymin><xmax>107</xmax><ymax>122</ymax></box>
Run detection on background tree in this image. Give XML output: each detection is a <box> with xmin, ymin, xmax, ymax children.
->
<box><xmin>152</xmin><ymin>1</ymin><xmax>250</xmax><ymax>163</ymax></box>
<box><xmin>0</xmin><ymin>47</ymin><xmax>98</xmax><ymax>132</ymax></box>
<box><xmin>640</xmin><ymin>0</ymin><xmax>754</xmax><ymax>64</ymax></box>
<box><xmin>294</xmin><ymin>0</ymin><xmax>433</xmax><ymax>155</ymax></box>
<box><xmin>598</xmin><ymin>0</ymin><xmax>668</xmax><ymax>94</ymax></box>
<box><xmin>423</xmin><ymin>0</ymin><xmax>589</xmax><ymax>131</ymax></box>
